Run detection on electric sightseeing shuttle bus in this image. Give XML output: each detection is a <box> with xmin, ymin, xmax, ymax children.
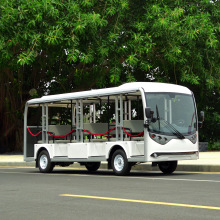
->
<box><xmin>24</xmin><ymin>82</ymin><xmax>201</xmax><ymax>175</ymax></box>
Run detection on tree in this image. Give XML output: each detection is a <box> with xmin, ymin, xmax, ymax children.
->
<box><xmin>0</xmin><ymin>0</ymin><xmax>219</xmax><ymax>152</ymax></box>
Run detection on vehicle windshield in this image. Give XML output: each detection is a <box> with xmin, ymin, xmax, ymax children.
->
<box><xmin>145</xmin><ymin>93</ymin><xmax>197</xmax><ymax>136</ymax></box>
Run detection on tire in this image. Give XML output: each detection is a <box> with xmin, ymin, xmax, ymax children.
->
<box><xmin>85</xmin><ymin>162</ymin><xmax>101</xmax><ymax>172</ymax></box>
<box><xmin>38</xmin><ymin>150</ymin><xmax>54</xmax><ymax>173</ymax></box>
<box><xmin>111</xmin><ymin>149</ymin><xmax>131</xmax><ymax>176</ymax></box>
<box><xmin>158</xmin><ymin>161</ymin><xmax>177</xmax><ymax>174</ymax></box>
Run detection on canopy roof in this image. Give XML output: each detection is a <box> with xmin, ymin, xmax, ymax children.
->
<box><xmin>27</xmin><ymin>82</ymin><xmax>192</xmax><ymax>106</ymax></box>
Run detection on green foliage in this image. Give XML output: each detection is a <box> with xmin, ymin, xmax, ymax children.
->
<box><xmin>208</xmin><ymin>142</ymin><xmax>220</xmax><ymax>151</ymax></box>
<box><xmin>0</xmin><ymin>0</ymin><xmax>219</xmax><ymax>151</ymax></box>
<box><xmin>17</xmin><ymin>50</ymin><xmax>37</xmax><ymax>65</ymax></box>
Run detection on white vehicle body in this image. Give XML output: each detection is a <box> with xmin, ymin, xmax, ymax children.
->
<box><xmin>24</xmin><ymin>82</ymin><xmax>199</xmax><ymax>175</ymax></box>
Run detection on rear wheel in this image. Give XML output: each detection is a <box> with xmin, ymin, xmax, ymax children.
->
<box><xmin>38</xmin><ymin>150</ymin><xmax>54</xmax><ymax>173</ymax></box>
<box><xmin>158</xmin><ymin>161</ymin><xmax>177</xmax><ymax>174</ymax></box>
<box><xmin>111</xmin><ymin>149</ymin><xmax>131</xmax><ymax>176</ymax></box>
<box><xmin>85</xmin><ymin>162</ymin><xmax>101</xmax><ymax>172</ymax></box>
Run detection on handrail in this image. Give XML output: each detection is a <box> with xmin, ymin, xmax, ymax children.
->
<box><xmin>28</xmin><ymin>126</ymin><xmax>144</xmax><ymax>139</ymax></box>
<box><xmin>27</xmin><ymin>127</ymin><xmax>42</xmax><ymax>137</ymax></box>
<box><xmin>82</xmin><ymin>127</ymin><xmax>116</xmax><ymax>136</ymax></box>
<box><xmin>122</xmin><ymin>127</ymin><xmax>144</xmax><ymax>137</ymax></box>
<box><xmin>47</xmin><ymin>129</ymin><xmax>76</xmax><ymax>138</ymax></box>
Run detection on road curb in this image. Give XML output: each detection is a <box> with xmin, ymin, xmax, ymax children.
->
<box><xmin>0</xmin><ymin>162</ymin><xmax>35</xmax><ymax>167</ymax></box>
<box><xmin>131</xmin><ymin>164</ymin><xmax>220</xmax><ymax>172</ymax></box>
<box><xmin>176</xmin><ymin>165</ymin><xmax>220</xmax><ymax>172</ymax></box>
<box><xmin>1</xmin><ymin>162</ymin><xmax>220</xmax><ymax>172</ymax></box>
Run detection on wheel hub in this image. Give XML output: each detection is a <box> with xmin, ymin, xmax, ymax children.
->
<box><xmin>114</xmin><ymin>155</ymin><xmax>124</xmax><ymax>171</ymax></box>
<box><xmin>40</xmin><ymin>155</ymin><xmax>48</xmax><ymax>169</ymax></box>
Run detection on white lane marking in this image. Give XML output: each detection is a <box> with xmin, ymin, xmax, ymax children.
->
<box><xmin>0</xmin><ymin>170</ymin><xmax>220</xmax><ymax>183</ymax></box>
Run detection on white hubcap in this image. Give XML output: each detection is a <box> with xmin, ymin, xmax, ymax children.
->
<box><xmin>114</xmin><ymin>155</ymin><xmax>124</xmax><ymax>172</ymax></box>
<box><xmin>40</xmin><ymin>155</ymin><xmax>48</xmax><ymax>169</ymax></box>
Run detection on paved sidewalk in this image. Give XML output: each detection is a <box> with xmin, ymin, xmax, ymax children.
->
<box><xmin>0</xmin><ymin>152</ymin><xmax>219</xmax><ymax>172</ymax></box>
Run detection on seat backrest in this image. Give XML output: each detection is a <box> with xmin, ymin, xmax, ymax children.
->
<box><xmin>123</xmin><ymin>120</ymin><xmax>144</xmax><ymax>133</ymax></box>
<box><xmin>83</xmin><ymin>123</ymin><xmax>109</xmax><ymax>135</ymax></box>
<box><xmin>48</xmin><ymin>125</ymin><xmax>72</xmax><ymax>136</ymax></box>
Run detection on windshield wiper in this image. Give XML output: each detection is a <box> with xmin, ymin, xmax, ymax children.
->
<box><xmin>156</xmin><ymin>105</ymin><xmax>160</xmax><ymax>131</ymax></box>
<box><xmin>161</xmin><ymin>120</ymin><xmax>185</xmax><ymax>139</ymax></box>
<box><xmin>150</xmin><ymin>106</ymin><xmax>185</xmax><ymax>139</ymax></box>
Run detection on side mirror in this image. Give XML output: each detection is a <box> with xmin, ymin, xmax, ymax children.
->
<box><xmin>145</xmin><ymin>107</ymin><xmax>155</xmax><ymax>128</ymax></box>
<box><xmin>200</xmin><ymin>111</ymin><xmax>204</xmax><ymax>122</ymax></box>
<box><xmin>145</xmin><ymin>107</ymin><xmax>154</xmax><ymax>120</ymax></box>
<box><xmin>145</xmin><ymin>107</ymin><xmax>151</xmax><ymax>119</ymax></box>
<box><xmin>199</xmin><ymin>111</ymin><xmax>204</xmax><ymax>128</ymax></box>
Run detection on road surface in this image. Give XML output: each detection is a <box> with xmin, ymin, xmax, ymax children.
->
<box><xmin>0</xmin><ymin>167</ymin><xmax>220</xmax><ymax>220</ymax></box>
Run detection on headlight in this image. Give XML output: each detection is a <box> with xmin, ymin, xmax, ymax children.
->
<box><xmin>189</xmin><ymin>134</ymin><xmax>197</xmax><ymax>144</ymax></box>
<box><xmin>150</xmin><ymin>133</ymin><xmax>169</xmax><ymax>145</ymax></box>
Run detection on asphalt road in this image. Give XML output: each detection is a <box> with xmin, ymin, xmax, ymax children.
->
<box><xmin>0</xmin><ymin>167</ymin><xmax>220</xmax><ymax>220</ymax></box>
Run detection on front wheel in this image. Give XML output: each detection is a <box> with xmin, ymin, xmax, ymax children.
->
<box><xmin>38</xmin><ymin>150</ymin><xmax>54</xmax><ymax>173</ymax></box>
<box><xmin>111</xmin><ymin>149</ymin><xmax>131</xmax><ymax>176</ymax></box>
<box><xmin>158</xmin><ymin>161</ymin><xmax>177</xmax><ymax>174</ymax></box>
<box><xmin>85</xmin><ymin>162</ymin><xmax>101</xmax><ymax>172</ymax></box>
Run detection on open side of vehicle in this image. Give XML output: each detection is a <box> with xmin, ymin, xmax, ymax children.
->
<box><xmin>24</xmin><ymin>82</ymin><xmax>200</xmax><ymax>175</ymax></box>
